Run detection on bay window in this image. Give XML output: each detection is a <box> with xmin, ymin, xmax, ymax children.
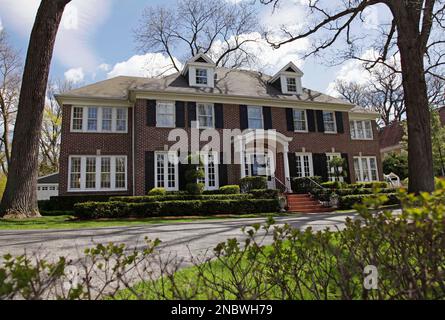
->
<box><xmin>71</xmin><ymin>106</ymin><xmax>128</xmax><ymax>133</ymax></box>
<box><xmin>353</xmin><ymin>156</ymin><xmax>378</xmax><ymax>182</ymax></box>
<box><xmin>156</xmin><ymin>101</ymin><xmax>175</xmax><ymax>128</ymax></box>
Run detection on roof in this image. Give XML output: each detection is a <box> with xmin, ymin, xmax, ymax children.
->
<box><xmin>37</xmin><ymin>173</ymin><xmax>59</xmax><ymax>184</ymax></box>
<box><xmin>58</xmin><ymin>68</ymin><xmax>359</xmax><ymax>107</ymax></box>
<box><xmin>379</xmin><ymin>121</ymin><xmax>404</xmax><ymax>150</ymax></box>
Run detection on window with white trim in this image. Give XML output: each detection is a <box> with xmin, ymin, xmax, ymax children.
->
<box><xmin>293</xmin><ymin>109</ymin><xmax>307</xmax><ymax>132</ymax></box>
<box><xmin>197</xmin><ymin>103</ymin><xmax>214</xmax><ymax>128</ymax></box>
<box><xmin>353</xmin><ymin>156</ymin><xmax>378</xmax><ymax>182</ymax></box>
<box><xmin>323</xmin><ymin>111</ymin><xmax>337</xmax><ymax>133</ymax></box>
<box><xmin>247</xmin><ymin>106</ymin><xmax>263</xmax><ymax>129</ymax></box>
<box><xmin>198</xmin><ymin>152</ymin><xmax>219</xmax><ymax>190</ymax></box>
<box><xmin>68</xmin><ymin>156</ymin><xmax>127</xmax><ymax>191</ymax></box>
<box><xmin>350</xmin><ymin>120</ymin><xmax>373</xmax><ymax>140</ymax></box>
<box><xmin>295</xmin><ymin>152</ymin><xmax>313</xmax><ymax>177</ymax></box>
<box><xmin>196</xmin><ymin>68</ymin><xmax>208</xmax><ymax>85</ymax></box>
<box><xmin>156</xmin><ymin>101</ymin><xmax>175</xmax><ymax>128</ymax></box>
<box><xmin>155</xmin><ymin>152</ymin><xmax>178</xmax><ymax>191</ymax></box>
<box><xmin>326</xmin><ymin>153</ymin><xmax>344</xmax><ymax>182</ymax></box>
<box><xmin>70</xmin><ymin>106</ymin><xmax>128</xmax><ymax>133</ymax></box>
<box><xmin>286</xmin><ymin>77</ymin><xmax>297</xmax><ymax>93</ymax></box>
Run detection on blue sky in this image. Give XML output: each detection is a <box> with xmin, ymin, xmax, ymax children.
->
<box><xmin>0</xmin><ymin>0</ymin><xmax>382</xmax><ymax>94</ymax></box>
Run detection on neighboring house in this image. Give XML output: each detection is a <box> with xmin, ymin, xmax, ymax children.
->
<box><xmin>37</xmin><ymin>173</ymin><xmax>59</xmax><ymax>200</ymax></box>
<box><xmin>55</xmin><ymin>54</ymin><xmax>381</xmax><ymax>196</ymax></box>
<box><xmin>379</xmin><ymin>121</ymin><xmax>405</xmax><ymax>158</ymax></box>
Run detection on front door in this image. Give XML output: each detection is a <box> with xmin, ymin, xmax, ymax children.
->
<box><xmin>245</xmin><ymin>153</ymin><xmax>276</xmax><ymax>189</ymax></box>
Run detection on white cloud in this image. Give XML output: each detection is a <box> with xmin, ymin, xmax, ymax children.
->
<box><xmin>0</xmin><ymin>17</ymin><xmax>3</xmax><ymax>31</ymax></box>
<box><xmin>362</xmin><ymin>5</ymin><xmax>380</xmax><ymax>30</ymax></box>
<box><xmin>64</xmin><ymin>67</ymin><xmax>85</xmax><ymax>83</ymax></box>
<box><xmin>107</xmin><ymin>53</ymin><xmax>183</xmax><ymax>79</ymax></box>
<box><xmin>98</xmin><ymin>63</ymin><xmax>110</xmax><ymax>72</ymax></box>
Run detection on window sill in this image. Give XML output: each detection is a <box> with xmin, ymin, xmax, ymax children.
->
<box><xmin>70</xmin><ymin>130</ymin><xmax>128</xmax><ymax>134</ymax></box>
<box><xmin>294</xmin><ymin>130</ymin><xmax>309</xmax><ymax>133</ymax></box>
<box><xmin>324</xmin><ymin>131</ymin><xmax>338</xmax><ymax>134</ymax></box>
<box><xmin>351</xmin><ymin>138</ymin><xmax>374</xmax><ymax>141</ymax></box>
<box><xmin>67</xmin><ymin>188</ymin><xmax>128</xmax><ymax>193</ymax></box>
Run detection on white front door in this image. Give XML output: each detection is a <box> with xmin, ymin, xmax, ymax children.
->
<box><xmin>245</xmin><ymin>153</ymin><xmax>276</xmax><ymax>189</ymax></box>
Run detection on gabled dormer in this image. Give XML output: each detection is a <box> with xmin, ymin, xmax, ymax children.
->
<box><xmin>181</xmin><ymin>53</ymin><xmax>216</xmax><ymax>88</ymax></box>
<box><xmin>269</xmin><ymin>62</ymin><xmax>304</xmax><ymax>95</ymax></box>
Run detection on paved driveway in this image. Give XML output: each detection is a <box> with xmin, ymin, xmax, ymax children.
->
<box><xmin>0</xmin><ymin>213</ymin><xmax>357</xmax><ymax>262</ymax></box>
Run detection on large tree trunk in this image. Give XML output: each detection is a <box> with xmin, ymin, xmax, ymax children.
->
<box><xmin>0</xmin><ymin>0</ymin><xmax>71</xmax><ymax>218</ymax></box>
<box><xmin>396</xmin><ymin>9</ymin><xmax>435</xmax><ymax>193</ymax></box>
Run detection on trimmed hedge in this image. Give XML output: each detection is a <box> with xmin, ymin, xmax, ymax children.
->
<box><xmin>74</xmin><ymin>199</ymin><xmax>281</xmax><ymax>219</ymax></box>
<box><xmin>39</xmin><ymin>195</ymin><xmax>111</xmax><ymax>211</ymax></box>
<box><xmin>240</xmin><ymin>176</ymin><xmax>267</xmax><ymax>193</ymax></box>
<box><xmin>338</xmin><ymin>193</ymin><xmax>399</xmax><ymax>210</ymax></box>
<box><xmin>218</xmin><ymin>185</ymin><xmax>241</xmax><ymax>194</ymax></box>
<box><xmin>250</xmin><ymin>189</ymin><xmax>279</xmax><ymax>199</ymax></box>
<box><xmin>320</xmin><ymin>181</ymin><xmax>347</xmax><ymax>189</ymax></box>
<box><xmin>350</xmin><ymin>182</ymin><xmax>388</xmax><ymax>189</ymax></box>
<box><xmin>109</xmin><ymin>194</ymin><xmax>252</xmax><ymax>203</ymax></box>
<box><xmin>291</xmin><ymin>176</ymin><xmax>322</xmax><ymax>194</ymax></box>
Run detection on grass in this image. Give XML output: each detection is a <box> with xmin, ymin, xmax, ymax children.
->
<box><xmin>0</xmin><ymin>213</ymin><xmax>283</xmax><ymax>230</ymax></box>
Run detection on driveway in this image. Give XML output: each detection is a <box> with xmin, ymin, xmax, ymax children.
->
<box><xmin>0</xmin><ymin>213</ymin><xmax>357</xmax><ymax>261</ymax></box>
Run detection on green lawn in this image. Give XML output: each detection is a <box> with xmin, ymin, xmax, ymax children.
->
<box><xmin>0</xmin><ymin>213</ymin><xmax>284</xmax><ymax>230</ymax></box>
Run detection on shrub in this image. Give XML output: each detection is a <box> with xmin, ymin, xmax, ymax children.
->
<box><xmin>291</xmin><ymin>176</ymin><xmax>322</xmax><ymax>194</ymax></box>
<box><xmin>320</xmin><ymin>181</ymin><xmax>347</xmax><ymax>189</ymax></box>
<box><xmin>74</xmin><ymin>198</ymin><xmax>280</xmax><ymax>219</ymax></box>
<box><xmin>40</xmin><ymin>195</ymin><xmax>111</xmax><ymax>211</ymax></box>
<box><xmin>239</xmin><ymin>176</ymin><xmax>267</xmax><ymax>193</ymax></box>
<box><xmin>338</xmin><ymin>193</ymin><xmax>399</xmax><ymax>210</ymax></box>
<box><xmin>350</xmin><ymin>181</ymin><xmax>388</xmax><ymax>189</ymax></box>
<box><xmin>249</xmin><ymin>189</ymin><xmax>279</xmax><ymax>199</ymax></box>
<box><xmin>186</xmin><ymin>182</ymin><xmax>205</xmax><ymax>195</ymax></box>
<box><xmin>218</xmin><ymin>185</ymin><xmax>240</xmax><ymax>194</ymax></box>
<box><xmin>147</xmin><ymin>187</ymin><xmax>167</xmax><ymax>196</ymax></box>
<box><xmin>334</xmin><ymin>188</ymin><xmax>395</xmax><ymax>197</ymax></box>
<box><xmin>184</xmin><ymin>154</ymin><xmax>205</xmax><ymax>195</ymax></box>
<box><xmin>110</xmin><ymin>194</ymin><xmax>251</xmax><ymax>203</ymax></box>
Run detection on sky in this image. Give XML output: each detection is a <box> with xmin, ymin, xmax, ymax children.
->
<box><xmin>0</xmin><ymin>0</ymin><xmax>385</xmax><ymax>95</ymax></box>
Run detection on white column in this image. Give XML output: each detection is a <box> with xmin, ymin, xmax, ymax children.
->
<box><xmin>239</xmin><ymin>138</ymin><xmax>246</xmax><ymax>178</ymax></box>
<box><xmin>283</xmin><ymin>144</ymin><xmax>292</xmax><ymax>193</ymax></box>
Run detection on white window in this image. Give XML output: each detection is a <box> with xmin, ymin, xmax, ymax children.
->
<box><xmin>247</xmin><ymin>106</ymin><xmax>263</xmax><ymax>129</ymax></box>
<box><xmin>155</xmin><ymin>152</ymin><xmax>178</xmax><ymax>191</ymax></box>
<box><xmin>197</xmin><ymin>103</ymin><xmax>214</xmax><ymax>128</ymax></box>
<box><xmin>323</xmin><ymin>111</ymin><xmax>337</xmax><ymax>133</ymax></box>
<box><xmin>286</xmin><ymin>77</ymin><xmax>297</xmax><ymax>93</ymax></box>
<box><xmin>326</xmin><ymin>153</ymin><xmax>344</xmax><ymax>182</ymax></box>
<box><xmin>293</xmin><ymin>109</ymin><xmax>307</xmax><ymax>132</ymax></box>
<box><xmin>68</xmin><ymin>156</ymin><xmax>127</xmax><ymax>191</ymax></box>
<box><xmin>196</xmin><ymin>68</ymin><xmax>208</xmax><ymax>85</ymax></box>
<box><xmin>198</xmin><ymin>152</ymin><xmax>219</xmax><ymax>190</ymax></box>
<box><xmin>156</xmin><ymin>101</ymin><xmax>175</xmax><ymax>128</ymax></box>
<box><xmin>353</xmin><ymin>156</ymin><xmax>378</xmax><ymax>182</ymax></box>
<box><xmin>70</xmin><ymin>106</ymin><xmax>128</xmax><ymax>133</ymax></box>
<box><xmin>350</xmin><ymin>120</ymin><xmax>373</xmax><ymax>140</ymax></box>
<box><xmin>244</xmin><ymin>153</ymin><xmax>272</xmax><ymax>178</ymax></box>
<box><xmin>295</xmin><ymin>153</ymin><xmax>314</xmax><ymax>178</ymax></box>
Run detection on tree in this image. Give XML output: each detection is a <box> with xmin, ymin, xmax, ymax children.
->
<box><xmin>0</xmin><ymin>30</ymin><xmax>21</xmax><ymax>175</ymax></box>
<box><xmin>431</xmin><ymin>108</ymin><xmax>445</xmax><ymax>176</ymax></box>
<box><xmin>262</xmin><ymin>0</ymin><xmax>445</xmax><ymax>193</ymax></box>
<box><xmin>328</xmin><ymin>156</ymin><xmax>347</xmax><ymax>182</ymax></box>
<box><xmin>184</xmin><ymin>154</ymin><xmax>205</xmax><ymax>195</ymax></box>
<box><xmin>0</xmin><ymin>0</ymin><xmax>72</xmax><ymax>218</ymax></box>
<box><xmin>135</xmin><ymin>0</ymin><xmax>259</xmax><ymax>73</ymax></box>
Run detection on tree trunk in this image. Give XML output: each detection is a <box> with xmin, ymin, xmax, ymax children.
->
<box><xmin>396</xmin><ymin>21</ymin><xmax>435</xmax><ymax>193</ymax></box>
<box><xmin>0</xmin><ymin>0</ymin><xmax>71</xmax><ymax>218</ymax></box>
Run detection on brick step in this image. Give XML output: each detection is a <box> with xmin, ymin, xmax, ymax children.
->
<box><xmin>286</xmin><ymin>194</ymin><xmax>311</xmax><ymax>199</ymax></box>
<box><xmin>287</xmin><ymin>200</ymin><xmax>319</xmax><ymax>205</ymax></box>
<box><xmin>288</xmin><ymin>206</ymin><xmax>327</xmax><ymax>212</ymax></box>
<box><xmin>288</xmin><ymin>207</ymin><xmax>335</xmax><ymax>213</ymax></box>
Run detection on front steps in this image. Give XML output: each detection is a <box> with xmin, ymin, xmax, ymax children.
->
<box><xmin>286</xmin><ymin>194</ymin><xmax>334</xmax><ymax>213</ymax></box>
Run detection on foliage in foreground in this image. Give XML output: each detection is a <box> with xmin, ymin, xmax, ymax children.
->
<box><xmin>1</xmin><ymin>181</ymin><xmax>445</xmax><ymax>300</ymax></box>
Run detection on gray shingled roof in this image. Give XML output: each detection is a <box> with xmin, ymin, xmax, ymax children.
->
<box><xmin>37</xmin><ymin>173</ymin><xmax>59</xmax><ymax>184</ymax></box>
<box><xmin>59</xmin><ymin>68</ymin><xmax>356</xmax><ymax>106</ymax></box>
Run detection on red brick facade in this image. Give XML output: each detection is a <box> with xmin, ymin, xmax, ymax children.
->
<box><xmin>59</xmin><ymin>99</ymin><xmax>382</xmax><ymax>196</ymax></box>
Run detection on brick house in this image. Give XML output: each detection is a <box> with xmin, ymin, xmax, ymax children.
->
<box><xmin>56</xmin><ymin>54</ymin><xmax>381</xmax><ymax>196</ymax></box>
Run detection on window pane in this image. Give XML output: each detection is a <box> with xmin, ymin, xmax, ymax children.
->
<box><xmin>293</xmin><ymin>109</ymin><xmax>307</xmax><ymax>131</ymax></box>
<box><xmin>350</xmin><ymin>121</ymin><xmax>356</xmax><ymax>139</ymax></box>
<box><xmin>72</xmin><ymin>107</ymin><xmax>83</xmax><ymax>130</ymax></box>
<box><xmin>196</xmin><ymin>69</ymin><xmax>208</xmax><ymax>85</ymax></box>
<box><xmin>369</xmin><ymin>158</ymin><xmax>377</xmax><ymax>180</ymax></box>
<box><xmin>156</xmin><ymin>154</ymin><xmax>165</xmax><ymax>188</ymax></box>
<box><xmin>364</xmin><ymin>121</ymin><xmax>372</xmax><ymax>139</ymax></box>
<box><xmin>116</xmin><ymin>108</ymin><xmax>127</xmax><ymax>131</ymax></box>
<box><xmin>87</xmin><ymin>108</ymin><xmax>98</xmax><ymax>131</ymax></box>
<box><xmin>115</xmin><ymin>157</ymin><xmax>126</xmax><ymax>188</ymax></box>
<box><xmin>101</xmin><ymin>158</ymin><xmax>111</xmax><ymax>188</ymax></box>
<box><xmin>102</xmin><ymin>108</ymin><xmax>112</xmax><ymax>131</ymax></box>
<box><xmin>197</xmin><ymin>104</ymin><xmax>214</xmax><ymax>128</ymax></box>
<box><xmin>85</xmin><ymin>157</ymin><xmax>96</xmax><ymax>189</ymax></box>
<box><xmin>354</xmin><ymin>158</ymin><xmax>361</xmax><ymax>182</ymax></box>
<box><xmin>248</xmin><ymin>107</ymin><xmax>263</xmax><ymax>129</ymax></box>
<box><xmin>361</xmin><ymin>158</ymin><xmax>370</xmax><ymax>181</ymax></box>
<box><xmin>323</xmin><ymin>111</ymin><xmax>336</xmax><ymax>132</ymax></box>
<box><xmin>287</xmin><ymin>77</ymin><xmax>297</xmax><ymax>92</ymax></box>
<box><xmin>157</xmin><ymin>103</ymin><xmax>175</xmax><ymax>127</ymax></box>
<box><xmin>356</xmin><ymin>121</ymin><xmax>364</xmax><ymax>139</ymax></box>
<box><xmin>70</xmin><ymin>157</ymin><xmax>81</xmax><ymax>189</ymax></box>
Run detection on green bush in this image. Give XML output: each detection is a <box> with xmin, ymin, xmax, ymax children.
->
<box><xmin>291</xmin><ymin>176</ymin><xmax>322</xmax><ymax>194</ymax></box>
<box><xmin>350</xmin><ymin>181</ymin><xmax>388</xmax><ymax>189</ymax></box>
<box><xmin>110</xmin><ymin>194</ymin><xmax>251</xmax><ymax>203</ymax></box>
<box><xmin>218</xmin><ymin>185</ymin><xmax>240</xmax><ymax>194</ymax></box>
<box><xmin>338</xmin><ymin>193</ymin><xmax>399</xmax><ymax>210</ymax></box>
<box><xmin>186</xmin><ymin>182</ymin><xmax>205</xmax><ymax>195</ymax></box>
<box><xmin>239</xmin><ymin>176</ymin><xmax>267</xmax><ymax>193</ymax></box>
<box><xmin>147</xmin><ymin>187</ymin><xmax>167</xmax><ymax>196</ymax></box>
<box><xmin>320</xmin><ymin>181</ymin><xmax>347</xmax><ymax>189</ymax></box>
<box><xmin>334</xmin><ymin>187</ymin><xmax>395</xmax><ymax>197</ymax></box>
<box><xmin>249</xmin><ymin>189</ymin><xmax>279</xmax><ymax>199</ymax></box>
<box><xmin>74</xmin><ymin>198</ymin><xmax>280</xmax><ymax>219</ymax></box>
<box><xmin>39</xmin><ymin>195</ymin><xmax>111</xmax><ymax>211</ymax></box>
<box><xmin>184</xmin><ymin>154</ymin><xmax>205</xmax><ymax>195</ymax></box>
<box><xmin>310</xmin><ymin>188</ymin><xmax>335</xmax><ymax>202</ymax></box>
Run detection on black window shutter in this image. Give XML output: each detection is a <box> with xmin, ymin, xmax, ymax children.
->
<box><xmin>145</xmin><ymin>151</ymin><xmax>154</xmax><ymax>194</ymax></box>
<box><xmin>175</xmin><ymin>101</ymin><xmax>185</xmax><ymax>128</ymax></box>
<box><xmin>307</xmin><ymin>109</ymin><xmax>316</xmax><ymax>132</ymax></box>
<box><xmin>286</xmin><ymin>108</ymin><xmax>294</xmax><ymax>131</ymax></box>
<box><xmin>215</xmin><ymin>103</ymin><xmax>224</xmax><ymax>129</ymax></box>
<box><xmin>240</xmin><ymin>105</ymin><xmax>248</xmax><ymax>130</ymax></box>
<box><xmin>335</xmin><ymin>112</ymin><xmax>344</xmax><ymax>133</ymax></box>
<box><xmin>288</xmin><ymin>153</ymin><xmax>297</xmax><ymax>178</ymax></box>
<box><xmin>146</xmin><ymin>100</ymin><xmax>156</xmax><ymax>127</ymax></box>
<box><xmin>313</xmin><ymin>153</ymin><xmax>328</xmax><ymax>181</ymax></box>
<box><xmin>341</xmin><ymin>153</ymin><xmax>351</xmax><ymax>184</ymax></box>
<box><xmin>219</xmin><ymin>153</ymin><xmax>228</xmax><ymax>187</ymax></box>
<box><xmin>263</xmin><ymin>107</ymin><xmax>272</xmax><ymax>130</ymax></box>
<box><xmin>188</xmin><ymin>102</ymin><xmax>197</xmax><ymax>127</ymax></box>
<box><xmin>316</xmin><ymin>110</ymin><xmax>325</xmax><ymax>133</ymax></box>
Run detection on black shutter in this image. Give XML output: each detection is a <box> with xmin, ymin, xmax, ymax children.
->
<box><xmin>286</xmin><ymin>108</ymin><xmax>294</xmax><ymax>131</ymax></box>
<box><xmin>313</xmin><ymin>153</ymin><xmax>328</xmax><ymax>181</ymax></box>
<box><xmin>146</xmin><ymin>100</ymin><xmax>156</xmax><ymax>127</ymax></box>
<box><xmin>263</xmin><ymin>107</ymin><xmax>272</xmax><ymax>130</ymax></box>
<box><xmin>288</xmin><ymin>153</ymin><xmax>297</xmax><ymax>178</ymax></box>
<box><xmin>175</xmin><ymin>101</ymin><xmax>185</xmax><ymax>128</ymax></box>
<box><xmin>240</xmin><ymin>105</ymin><xmax>248</xmax><ymax>130</ymax></box>
<box><xmin>307</xmin><ymin>109</ymin><xmax>316</xmax><ymax>132</ymax></box>
<box><xmin>341</xmin><ymin>153</ymin><xmax>351</xmax><ymax>184</ymax></box>
<box><xmin>335</xmin><ymin>112</ymin><xmax>344</xmax><ymax>133</ymax></box>
<box><xmin>215</xmin><ymin>103</ymin><xmax>224</xmax><ymax>129</ymax></box>
<box><xmin>219</xmin><ymin>153</ymin><xmax>228</xmax><ymax>187</ymax></box>
<box><xmin>188</xmin><ymin>102</ymin><xmax>196</xmax><ymax>127</ymax></box>
<box><xmin>145</xmin><ymin>151</ymin><xmax>154</xmax><ymax>194</ymax></box>
<box><xmin>316</xmin><ymin>110</ymin><xmax>325</xmax><ymax>133</ymax></box>
<box><xmin>178</xmin><ymin>151</ymin><xmax>189</xmax><ymax>191</ymax></box>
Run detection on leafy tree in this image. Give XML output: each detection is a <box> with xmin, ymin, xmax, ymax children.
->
<box><xmin>383</xmin><ymin>152</ymin><xmax>409</xmax><ymax>180</ymax></box>
<box><xmin>184</xmin><ymin>154</ymin><xmax>205</xmax><ymax>195</ymax></box>
<box><xmin>431</xmin><ymin>109</ymin><xmax>445</xmax><ymax>176</ymax></box>
<box><xmin>328</xmin><ymin>157</ymin><xmax>346</xmax><ymax>182</ymax></box>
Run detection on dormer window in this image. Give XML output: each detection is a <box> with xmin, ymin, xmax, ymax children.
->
<box><xmin>286</xmin><ymin>77</ymin><xmax>297</xmax><ymax>93</ymax></box>
<box><xmin>269</xmin><ymin>62</ymin><xmax>304</xmax><ymax>95</ymax></box>
<box><xmin>196</xmin><ymin>68</ymin><xmax>208</xmax><ymax>85</ymax></box>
